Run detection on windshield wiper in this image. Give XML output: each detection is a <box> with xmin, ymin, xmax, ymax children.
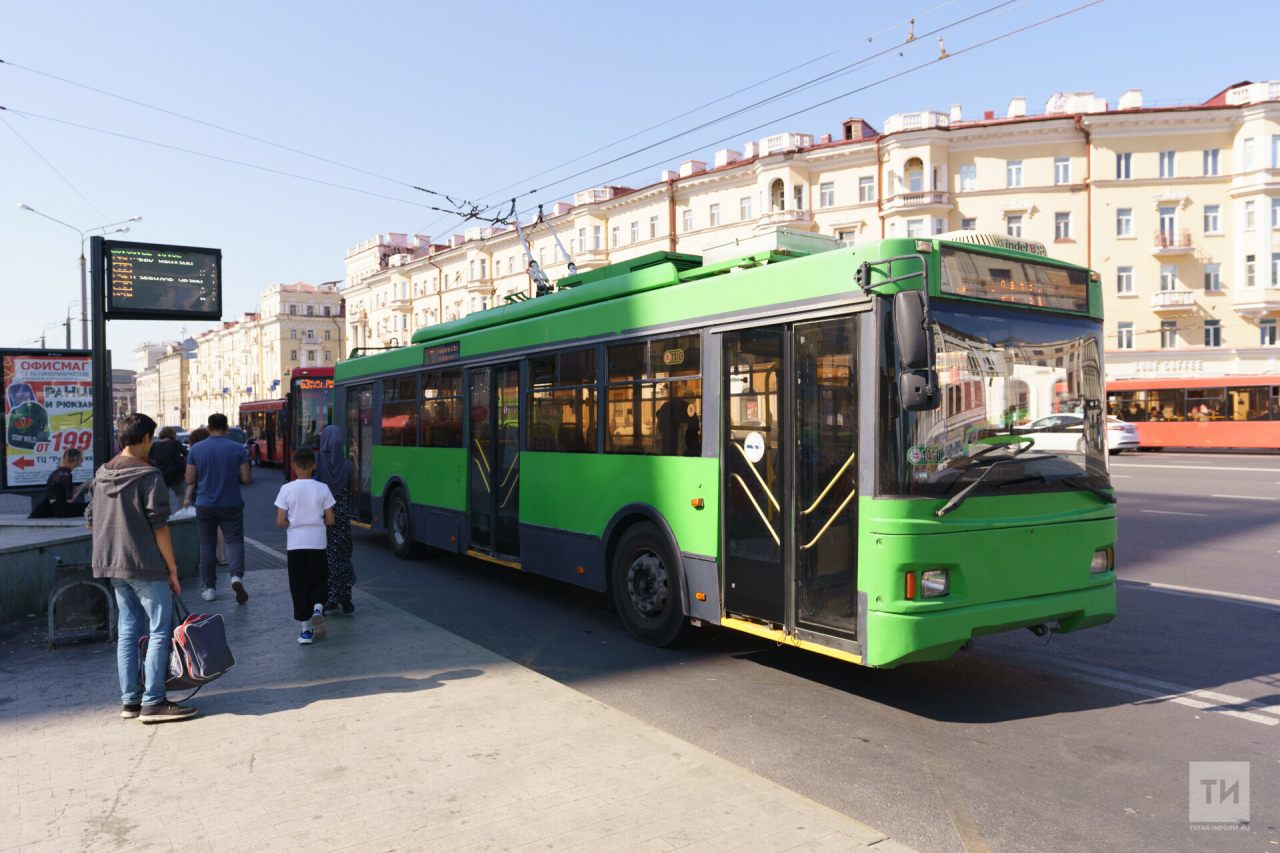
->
<box><xmin>1059</xmin><ymin>475</ymin><xmax>1117</xmax><ymax>505</ymax></box>
<box><xmin>992</xmin><ymin>474</ymin><xmax>1047</xmax><ymax>489</ymax></box>
<box><xmin>935</xmin><ymin>459</ymin><xmax>1023</xmax><ymax>517</ymax></box>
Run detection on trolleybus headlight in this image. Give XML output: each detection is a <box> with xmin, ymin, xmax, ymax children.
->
<box><xmin>921</xmin><ymin>568</ymin><xmax>949</xmax><ymax>597</ymax></box>
<box><xmin>1090</xmin><ymin>548</ymin><xmax>1114</xmax><ymax>574</ymax></box>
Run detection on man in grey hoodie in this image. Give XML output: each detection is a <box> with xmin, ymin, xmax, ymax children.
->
<box><xmin>86</xmin><ymin>413</ymin><xmax>196</xmax><ymax>723</ymax></box>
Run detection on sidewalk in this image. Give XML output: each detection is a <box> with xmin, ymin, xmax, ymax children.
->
<box><xmin>0</xmin><ymin>542</ymin><xmax>916</xmax><ymax>853</ymax></box>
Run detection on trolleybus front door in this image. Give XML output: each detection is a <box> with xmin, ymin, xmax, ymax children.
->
<box><xmin>467</xmin><ymin>363</ymin><xmax>521</xmax><ymax>559</ymax></box>
<box><xmin>347</xmin><ymin>383</ymin><xmax>373</xmax><ymax>524</ymax></box>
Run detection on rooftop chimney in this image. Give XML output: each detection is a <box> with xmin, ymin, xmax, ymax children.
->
<box><xmin>1006</xmin><ymin>97</ymin><xmax>1026</xmax><ymax>119</ymax></box>
<box><xmin>819</xmin><ymin>133</ymin><xmax>832</xmax><ymax>144</ymax></box>
<box><xmin>1118</xmin><ymin>88</ymin><xmax>1143</xmax><ymax>110</ymax></box>
<box><xmin>679</xmin><ymin>160</ymin><xmax>707</xmax><ymax>178</ymax></box>
<box><xmin>983</xmin><ymin>110</ymin><xmax>995</xmax><ymax>121</ymax></box>
<box><xmin>743</xmin><ymin>141</ymin><xmax>760</xmax><ymax>158</ymax></box>
<box><xmin>660</xmin><ymin>169</ymin><xmax>679</xmax><ymax>182</ymax></box>
<box><xmin>950</xmin><ymin>104</ymin><xmax>962</xmax><ymax>123</ymax></box>
<box><xmin>714</xmin><ymin>149</ymin><xmax>742</xmax><ymax>168</ymax></box>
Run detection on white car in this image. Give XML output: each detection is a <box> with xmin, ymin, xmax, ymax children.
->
<box><xmin>1017</xmin><ymin>413</ymin><xmax>1139</xmax><ymax>455</ymax></box>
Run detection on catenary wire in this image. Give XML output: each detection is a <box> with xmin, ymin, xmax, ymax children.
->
<box><xmin>0</xmin><ymin>112</ymin><xmax>110</xmax><ymax>221</ymax></box>
<box><xmin>0</xmin><ymin>57</ymin><xmax>471</xmax><ymax>206</ymax></box>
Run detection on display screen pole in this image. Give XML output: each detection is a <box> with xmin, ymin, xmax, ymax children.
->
<box><xmin>90</xmin><ymin>236</ymin><xmax>111</xmax><ymax>471</ymax></box>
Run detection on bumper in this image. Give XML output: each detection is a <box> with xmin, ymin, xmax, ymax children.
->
<box><xmin>863</xmin><ymin>581</ymin><xmax>1116</xmax><ymax>668</ymax></box>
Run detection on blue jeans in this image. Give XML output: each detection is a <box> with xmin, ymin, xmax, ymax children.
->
<box><xmin>112</xmin><ymin>579</ymin><xmax>174</xmax><ymax>706</ymax></box>
<box><xmin>196</xmin><ymin>505</ymin><xmax>245</xmax><ymax>589</ymax></box>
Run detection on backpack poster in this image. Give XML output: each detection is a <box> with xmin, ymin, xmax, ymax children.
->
<box><xmin>2</xmin><ymin>351</ymin><xmax>94</xmax><ymax>489</ymax></box>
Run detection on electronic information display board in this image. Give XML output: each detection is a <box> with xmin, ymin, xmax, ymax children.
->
<box><xmin>102</xmin><ymin>240</ymin><xmax>222</xmax><ymax>321</ymax></box>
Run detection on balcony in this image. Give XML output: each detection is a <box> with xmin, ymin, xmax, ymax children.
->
<box><xmin>1150</xmin><ymin>290</ymin><xmax>1196</xmax><ymax>315</ymax></box>
<box><xmin>1151</xmin><ymin>229</ymin><xmax>1193</xmax><ymax>255</ymax></box>
<box><xmin>1233</xmin><ymin>288</ymin><xmax>1280</xmax><ymax>319</ymax></box>
<box><xmin>753</xmin><ymin>210</ymin><xmax>814</xmax><ymax>232</ymax></box>
<box><xmin>884</xmin><ymin>191</ymin><xmax>950</xmax><ymax>211</ymax></box>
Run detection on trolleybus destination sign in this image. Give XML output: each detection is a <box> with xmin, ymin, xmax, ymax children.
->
<box><xmin>102</xmin><ymin>240</ymin><xmax>222</xmax><ymax>321</ymax></box>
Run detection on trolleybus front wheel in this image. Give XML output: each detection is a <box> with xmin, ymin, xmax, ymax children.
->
<box><xmin>612</xmin><ymin>522</ymin><xmax>689</xmax><ymax>647</ymax></box>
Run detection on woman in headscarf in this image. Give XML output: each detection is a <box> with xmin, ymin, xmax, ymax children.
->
<box><xmin>315</xmin><ymin>424</ymin><xmax>357</xmax><ymax>614</ymax></box>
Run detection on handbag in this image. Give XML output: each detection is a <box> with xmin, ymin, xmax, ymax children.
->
<box><xmin>139</xmin><ymin>594</ymin><xmax>236</xmax><ymax>698</ymax></box>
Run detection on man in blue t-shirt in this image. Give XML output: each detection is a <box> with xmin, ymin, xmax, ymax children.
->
<box><xmin>185</xmin><ymin>413</ymin><xmax>252</xmax><ymax>603</ymax></box>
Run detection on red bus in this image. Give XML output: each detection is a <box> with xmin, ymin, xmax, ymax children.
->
<box><xmin>286</xmin><ymin>367</ymin><xmax>335</xmax><ymax>478</ymax></box>
<box><xmin>1107</xmin><ymin>376</ymin><xmax>1280</xmax><ymax>449</ymax></box>
<box><xmin>239</xmin><ymin>398</ymin><xmax>286</xmax><ymax>466</ymax></box>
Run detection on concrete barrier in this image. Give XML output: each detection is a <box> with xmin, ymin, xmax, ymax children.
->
<box><xmin>0</xmin><ymin>515</ymin><xmax>200</xmax><ymax>623</ymax></box>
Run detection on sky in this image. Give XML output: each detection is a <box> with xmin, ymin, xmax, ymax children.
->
<box><xmin>1</xmin><ymin>0</ymin><xmax>1273</xmax><ymax>369</ymax></box>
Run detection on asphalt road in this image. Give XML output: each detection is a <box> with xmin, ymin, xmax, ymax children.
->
<box><xmin>240</xmin><ymin>455</ymin><xmax>1279</xmax><ymax>853</ymax></box>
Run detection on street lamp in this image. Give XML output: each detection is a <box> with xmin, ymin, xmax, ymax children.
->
<box><xmin>17</xmin><ymin>204</ymin><xmax>142</xmax><ymax>349</ymax></box>
<box><xmin>39</xmin><ymin>322</ymin><xmax>61</xmax><ymax>349</ymax></box>
<box><xmin>64</xmin><ymin>300</ymin><xmax>79</xmax><ymax>349</ymax></box>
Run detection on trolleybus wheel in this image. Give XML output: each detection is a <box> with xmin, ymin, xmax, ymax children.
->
<box><xmin>387</xmin><ymin>490</ymin><xmax>417</xmax><ymax>560</ymax></box>
<box><xmin>611</xmin><ymin>522</ymin><xmax>689</xmax><ymax>647</ymax></box>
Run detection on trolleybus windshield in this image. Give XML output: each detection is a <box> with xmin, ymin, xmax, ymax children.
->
<box><xmin>292</xmin><ymin>378</ymin><xmax>333</xmax><ymax>450</ymax></box>
<box><xmin>881</xmin><ymin>300</ymin><xmax>1109</xmax><ymax>498</ymax></box>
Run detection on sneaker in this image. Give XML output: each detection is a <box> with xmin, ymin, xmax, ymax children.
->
<box><xmin>298</xmin><ymin>629</ymin><xmax>314</xmax><ymax>645</ymax></box>
<box><xmin>139</xmin><ymin>700</ymin><xmax>197</xmax><ymax>724</ymax></box>
<box><xmin>121</xmin><ymin>704</ymin><xmax>142</xmax><ymax>719</ymax></box>
<box><xmin>231</xmin><ymin>576</ymin><xmax>248</xmax><ymax>604</ymax></box>
<box><xmin>341</xmin><ymin>599</ymin><xmax>355</xmax><ymax>615</ymax></box>
<box><xmin>311</xmin><ymin>610</ymin><xmax>327</xmax><ymax>641</ymax></box>
<box><xmin>201</xmin><ymin>587</ymin><xmax>216</xmax><ymax>602</ymax></box>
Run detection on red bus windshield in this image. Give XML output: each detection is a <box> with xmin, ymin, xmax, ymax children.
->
<box><xmin>292</xmin><ymin>377</ymin><xmax>333</xmax><ymax>450</ymax></box>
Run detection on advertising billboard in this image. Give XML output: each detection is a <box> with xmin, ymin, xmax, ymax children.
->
<box><xmin>2</xmin><ymin>350</ymin><xmax>94</xmax><ymax>490</ymax></box>
<box><xmin>103</xmin><ymin>240</ymin><xmax>222</xmax><ymax>321</ymax></box>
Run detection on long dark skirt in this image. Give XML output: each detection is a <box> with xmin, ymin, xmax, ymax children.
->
<box><xmin>325</xmin><ymin>487</ymin><xmax>356</xmax><ymax>608</ymax></box>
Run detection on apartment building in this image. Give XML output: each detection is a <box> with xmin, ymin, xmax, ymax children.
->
<box><xmin>344</xmin><ymin>79</ymin><xmax>1280</xmax><ymax>381</ymax></box>
<box><xmin>187</xmin><ymin>282</ymin><xmax>345</xmax><ymax>428</ymax></box>
<box><xmin>131</xmin><ymin>339</ymin><xmax>193</xmax><ymax>428</ymax></box>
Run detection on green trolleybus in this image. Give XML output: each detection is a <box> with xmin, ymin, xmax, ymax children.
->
<box><xmin>335</xmin><ymin>229</ymin><xmax>1117</xmax><ymax>668</ymax></box>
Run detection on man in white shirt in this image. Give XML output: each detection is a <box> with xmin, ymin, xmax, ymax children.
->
<box><xmin>274</xmin><ymin>447</ymin><xmax>335</xmax><ymax>645</ymax></box>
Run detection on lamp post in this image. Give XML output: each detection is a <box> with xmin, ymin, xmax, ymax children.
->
<box><xmin>64</xmin><ymin>300</ymin><xmax>79</xmax><ymax>349</ymax></box>
<box><xmin>17</xmin><ymin>204</ymin><xmax>142</xmax><ymax>349</ymax></box>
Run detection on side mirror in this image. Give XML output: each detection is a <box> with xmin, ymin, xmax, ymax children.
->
<box><xmin>893</xmin><ymin>289</ymin><xmax>933</xmax><ymax>370</ymax></box>
<box><xmin>898</xmin><ymin>370</ymin><xmax>940</xmax><ymax>412</ymax></box>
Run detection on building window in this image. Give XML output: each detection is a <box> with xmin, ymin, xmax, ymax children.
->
<box><xmin>906</xmin><ymin>219</ymin><xmax>925</xmax><ymax>238</ymax></box>
<box><xmin>1006</xmin><ymin>160</ymin><xmax>1023</xmax><ymax>188</ymax></box>
<box><xmin>1117</xmin><ymin>322</ymin><xmax>1134</xmax><ymax>350</ymax></box>
<box><xmin>1203</xmin><ymin>149</ymin><xmax>1219</xmax><ymax>176</ymax></box>
<box><xmin>1117</xmin><ymin>267</ymin><xmax>1133</xmax><ymax>294</ymax></box>
<box><xmin>305</xmin><ymin>329</ymin><xmax>315</xmax><ymax>340</ymax></box>
<box><xmin>1274</xmin><ymin>254</ymin><xmax>1280</xmax><ymax>287</ymax></box>
<box><xmin>630</xmin><ymin>221</ymin><xmax>639</xmax><ymax>244</ymax></box>
<box><xmin>306</xmin><ymin>305</ymin><xmax>314</xmax><ymax>316</ymax></box>
<box><xmin>538</xmin><ymin>247</ymin><xmax>545</xmax><ymax>267</ymax></box>
<box><xmin>1204</xmin><ymin>320</ymin><xmax>1221</xmax><ymax>347</ymax></box>
<box><xmin>682</xmin><ymin>209</ymin><xmax>693</xmax><ymax>233</ymax></box>
<box><xmin>961</xmin><ymin>218</ymin><xmax>977</xmax><ymax>231</ymax></box>
<box><xmin>290</xmin><ymin>350</ymin><xmax>298</xmax><ymax>361</ymax></box>
<box><xmin>1204</xmin><ymin>205</ymin><xmax>1220</xmax><ymax>233</ymax></box>
<box><xmin>323</xmin><ymin>330</ymin><xmax>331</xmax><ymax>340</ymax></box>
<box><xmin>1159</xmin><ymin>150</ymin><xmax>1175</xmax><ymax>178</ymax></box>
<box><xmin>1263</xmin><ymin>319</ymin><xmax>1278</xmax><ymax>346</ymax></box>
<box><xmin>323</xmin><ymin>305</ymin><xmax>331</xmax><ymax>317</ymax></box>
<box><xmin>1116</xmin><ymin>152</ymin><xmax>1131</xmax><ymax>180</ymax></box>
<box><xmin>934</xmin><ymin>218</ymin><xmax>946</xmax><ymax>235</ymax></box>
<box><xmin>1272</xmin><ymin>198</ymin><xmax>1279</xmax><ymax>229</ymax></box>
<box><xmin>1204</xmin><ymin>264</ymin><xmax>1221</xmax><ymax>292</ymax></box>
<box><xmin>324</xmin><ymin>351</ymin><xmax>332</xmax><ymax>362</ymax></box>
<box><xmin>1243</xmin><ymin>138</ymin><xmax>1255</xmax><ymax>171</ymax></box>
<box><xmin>290</xmin><ymin>329</ymin><xmax>297</xmax><ymax>339</ymax></box>
<box><xmin>819</xmin><ymin>182</ymin><xmax>835</xmax><ymax>208</ymax></box>
<box><xmin>1116</xmin><ymin>208</ymin><xmax>1132</xmax><ymax>237</ymax></box>
<box><xmin>740</xmin><ymin>196</ymin><xmax>753</xmax><ymax>221</ymax></box>
<box><xmin>906</xmin><ymin>159</ymin><xmax>923</xmax><ymax>193</ymax></box>
<box><xmin>1245</xmin><ymin>201</ymin><xmax>1256</xmax><ymax>230</ymax></box>
<box><xmin>1274</xmin><ymin>135</ymin><xmax>1280</xmax><ymax>168</ymax></box>
<box><xmin>1054</xmin><ymin>157</ymin><xmax>1070</xmax><ymax>184</ymax></box>
<box><xmin>289</xmin><ymin>305</ymin><xmax>298</xmax><ymax>315</ymax></box>
<box><xmin>1006</xmin><ymin>215</ymin><xmax>1023</xmax><ymax>238</ymax></box>
<box><xmin>794</xmin><ymin>185</ymin><xmax>804</xmax><ymax>210</ymax></box>
<box><xmin>612</xmin><ymin>225</ymin><xmax>621</xmax><ymax>248</ymax></box>
<box><xmin>1054</xmin><ymin>212</ymin><xmax>1071</xmax><ymax>240</ymax></box>
<box><xmin>709</xmin><ymin>204</ymin><xmax>720</xmax><ymax>227</ymax></box>
<box><xmin>1160</xmin><ymin>321</ymin><xmax>1178</xmax><ymax>349</ymax></box>
<box><xmin>1159</xmin><ymin>265</ymin><xmax>1177</xmax><ymax>292</ymax></box>
<box><xmin>649</xmin><ymin>216</ymin><xmax>659</xmax><ymax>238</ymax></box>
<box><xmin>593</xmin><ymin>226</ymin><xmax>602</xmax><ymax>250</ymax></box>
<box><xmin>859</xmin><ymin>176</ymin><xmax>875</xmax><ymax>202</ymax></box>
<box><xmin>306</xmin><ymin>351</ymin><xmax>317</xmax><ymax>365</ymax></box>
<box><xmin>1159</xmin><ymin>205</ymin><xmax>1176</xmax><ymax>241</ymax></box>
<box><xmin>1246</xmin><ymin>255</ymin><xmax>1257</xmax><ymax>288</ymax></box>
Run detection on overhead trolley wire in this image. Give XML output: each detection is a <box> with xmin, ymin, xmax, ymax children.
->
<box><xmin>0</xmin><ymin>111</ymin><xmax>110</xmax><ymax>221</ymax></box>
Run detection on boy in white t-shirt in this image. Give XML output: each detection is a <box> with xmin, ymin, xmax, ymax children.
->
<box><xmin>274</xmin><ymin>448</ymin><xmax>336</xmax><ymax>645</ymax></box>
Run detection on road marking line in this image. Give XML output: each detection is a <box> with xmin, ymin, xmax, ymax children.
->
<box><xmin>902</xmin><ymin>713</ymin><xmax>994</xmax><ymax>853</ymax></box>
<box><xmin>988</xmin><ymin>649</ymin><xmax>1280</xmax><ymax>727</ymax></box>
<box><xmin>1211</xmin><ymin>494</ymin><xmax>1278</xmax><ymax>501</ymax></box>
<box><xmin>244</xmin><ymin>536</ymin><xmax>287</xmax><ymax>562</ymax></box>
<box><xmin>1139</xmin><ymin>510</ymin><xmax>1209</xmax><ymax>516</ymax></box>
<box><xmin>1117</xmin><ymin>580</ymin><xmax>1280</xmax><ymax>612</ymax></box>
<box><xmin>1112</xmin><ymin>464</ymin><xmax>1280</xmax><ymax>472</ymax></box>
<box><xmin>1109</xmin><ymin>474</ymin><xmax>1132</xmax><ymax>478</ymax></box>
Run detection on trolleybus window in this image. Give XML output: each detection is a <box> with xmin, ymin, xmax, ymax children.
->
<box><xmin>292</xmin><ymin>378</ymin><xmax>333</xmax><ymax>450</ymax></box>
<box><xmin>606</xmin><ymin>334</ymin><xmax>701</xmax><ymax>456</ymax></box>
<box><xmin>881</xmin><ymin>300</ymin><xmax>1109</xmax><ymax>498</ymax></box>
<box><xmin>419</xmin><ymin>369</ymin><xmax>464</xmax><ymax>447</ymax></box>
<box><xmin>380</xmin><ymin>376</ymin><xmax>419</xmax><ymax>446</ymax></box>
<box><xmin>527</xmin><ymin>348</ymin><xmax>598</xmax><ymax>453</ymax></box>
<box><xmin>1108</xmin><ymin>386</ymin><xmax>1280</xmax><ymax>422</ymax></box>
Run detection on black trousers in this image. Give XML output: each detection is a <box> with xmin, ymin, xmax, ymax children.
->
<box><xmin>287</xmin><ymin>549</ymin><xmax>329</xmax><ymax>622</ymax></box>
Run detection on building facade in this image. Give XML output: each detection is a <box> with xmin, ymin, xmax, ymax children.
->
<box><xmin>343</xmin><ymin>79</ymin><xmax>1280</xmax><ymax>382</ymax></box>
<box><xmin>187</xmin><ymin>282</ymin><xmax>345</xmax><ymax>428</ymax></box>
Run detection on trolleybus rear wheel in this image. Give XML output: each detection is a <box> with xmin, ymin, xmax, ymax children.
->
<box><xmin>387</xmin><ymin>490</ymin><xmax>417</xmax><ymax>560</ymax></box>
<box><xmin>612</xmin><ymin>522</ymin><xmax>689</xmax><ymax>647</ymax></box>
